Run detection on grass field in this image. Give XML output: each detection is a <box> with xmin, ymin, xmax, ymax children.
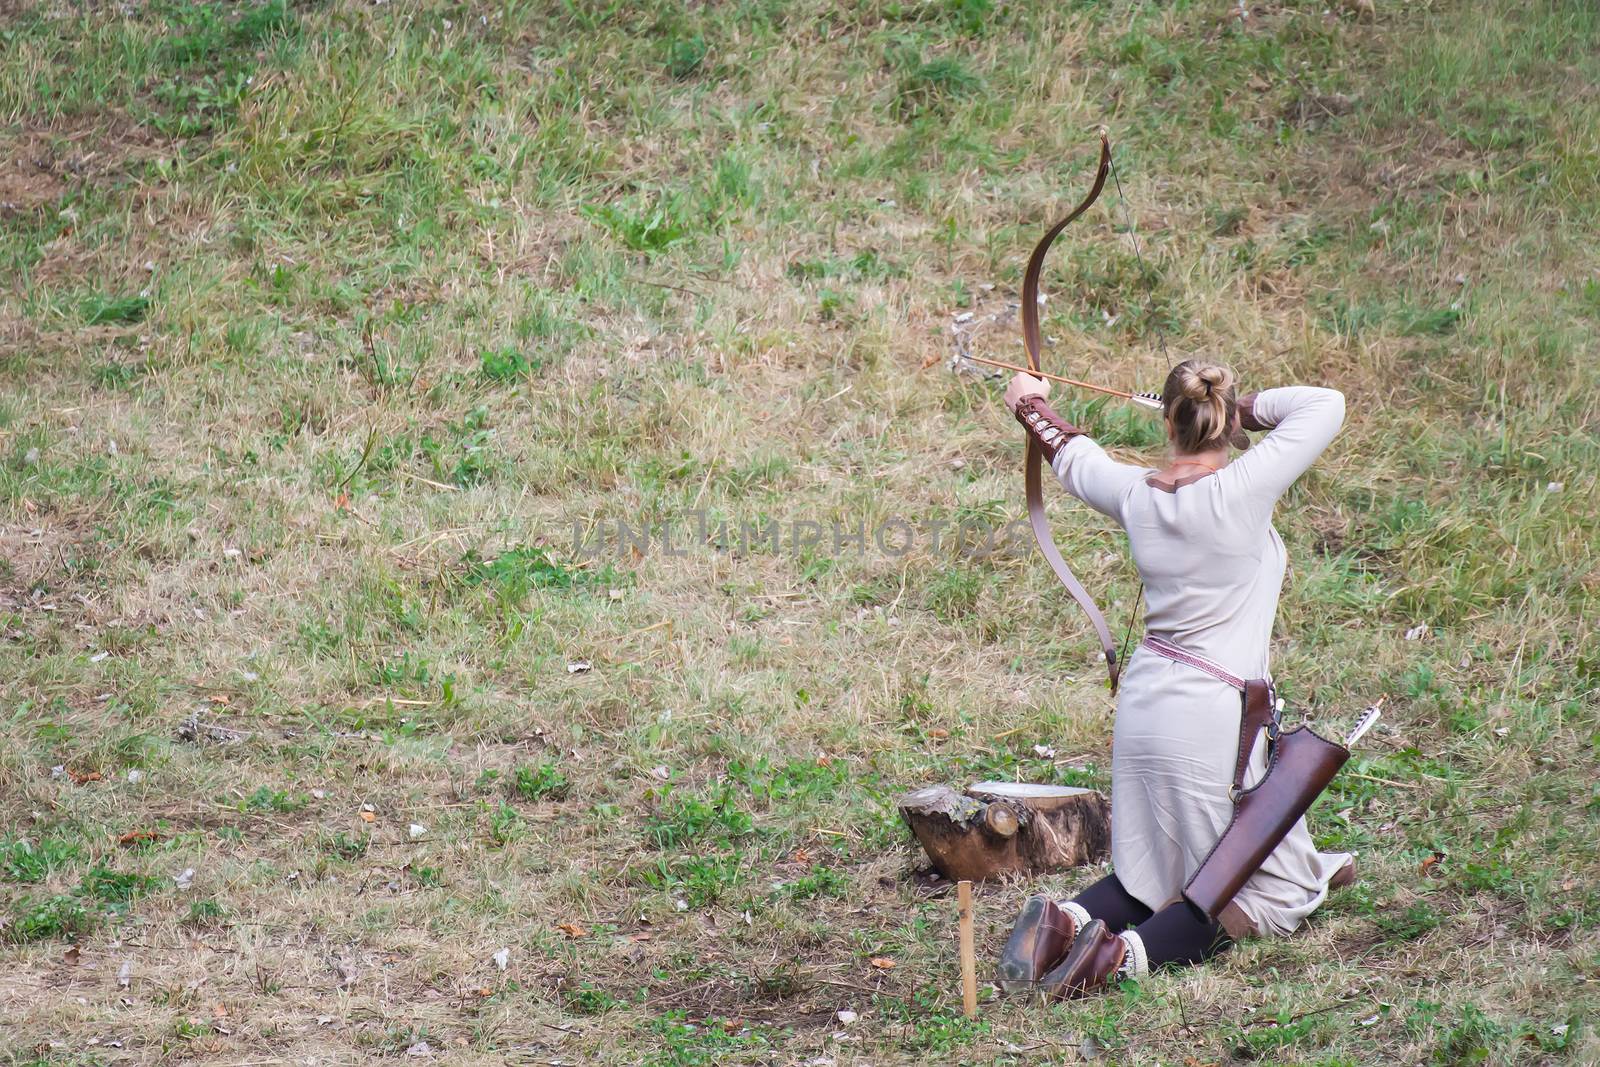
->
<box><xmin>2</xmin><ymin>0</ymin><xmax>1598</xmax><ymax>1062</ymax></box>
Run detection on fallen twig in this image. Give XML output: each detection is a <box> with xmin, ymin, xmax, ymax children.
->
<box><xmin>398</xmin><ymin>469</ymin><xmax>460</xmax><ymax>493</ymax></box>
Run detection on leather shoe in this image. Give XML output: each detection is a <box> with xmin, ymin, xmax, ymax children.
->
<box><xmin>996</xmin><ymin>895</ymin><xmax>1078</xmax><ymax>992</ymax></box>
<box><xmin>1040</xmin><ymin>918</ymin><xmax>1126</xmax><ymax>1001</ymax></box>
<box><xmin>1329</xmin><ymin>857</ymin><xmax>1358</xmax><ymax>891</ymax></box>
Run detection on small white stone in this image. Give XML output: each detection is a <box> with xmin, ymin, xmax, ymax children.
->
<box><xmin>408</xmin><ymin>823</ymin><xmax>427</xmax><ymax>840</ymax></box>
<box><xmin>492</xmin><ymin>947</ymin><xmax>510</xmax><ymax>971</ymax></box>
<box><xmin>126</xmin><ymin>769</ymin><xmax>144</xmax><ymax>785</ymax></box>
<box><xmin>836</xmin><ymin>1009</ymin><xmax>858</xmax><ymax>1025</ymax></box>
<box><xmin>173</xmin><ymin>868</ymin><xmax>195</xmax><ymax>890</ymax></box>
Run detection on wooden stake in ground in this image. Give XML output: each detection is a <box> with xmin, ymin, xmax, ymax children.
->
<box><xmin>958</xmin><ymin>879</ymin><xmax>978</xmax><ymax>1019</ymax></box>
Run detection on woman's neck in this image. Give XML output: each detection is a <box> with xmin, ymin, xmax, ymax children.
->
<box><xmin>1157</xmin><ymin>447</ymin><xmax>1230</xmax><ymax>479</ymax></box>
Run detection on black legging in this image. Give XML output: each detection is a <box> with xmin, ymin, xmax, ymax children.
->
<box><xmin>1071</xmin><ymin>872</ymin><xmax>1152</xmax><ymax>930</ymax></box>
<box><xmin>1070</xmin><ymin>873</ymin><xmax>1232</xmax><ymax>968</ymax></box>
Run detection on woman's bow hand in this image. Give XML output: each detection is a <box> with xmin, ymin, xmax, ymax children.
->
<box><xmin>1004</xmin><ymin>372</ymin><xmax>1051</xmax><ymax>414</ymax></box>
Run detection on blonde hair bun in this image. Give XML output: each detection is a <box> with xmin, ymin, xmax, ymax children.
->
<box><xmin>1162</xmin><ymin>360</ymin><xmax>1239</xmax><ymax>453</ymax></box>
<box><xmin>1178</xmin><ymin>363</ymin><xmax>1234</xmax><ymax>401</ymax></box>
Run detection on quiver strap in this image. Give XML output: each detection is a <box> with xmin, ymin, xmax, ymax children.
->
<box><xmin>1230</xmin><ymin>680</ymin><xmax>1278</xmax><ymax>795</ymax></box>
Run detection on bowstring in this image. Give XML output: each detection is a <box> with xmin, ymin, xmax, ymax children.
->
<box><xmin>1106</xmin><ymin>138</ymin><xmax>1173</xmax><ymax>675</ymax></box>
<box><xmin>1108</xmin><ymin>147</ymin><xmax>1173</xmax><ymax>372</ymax></box>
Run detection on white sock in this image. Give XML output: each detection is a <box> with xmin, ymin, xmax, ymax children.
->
<box><xmin>1060</xmin><ymin>900</ymin><xmax>1092</xmax><ymax>930</ymax></box>
<box><xmin>1117</xmin><ymin>930</ymin><xmax>1150</xmax><ymax>978</ymax></box>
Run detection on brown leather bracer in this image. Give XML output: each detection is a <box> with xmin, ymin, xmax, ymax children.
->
<box><xmin>1013</xmin><ymin>395</ymin><xmax>1085</xmax><ymax>463</ymax></box>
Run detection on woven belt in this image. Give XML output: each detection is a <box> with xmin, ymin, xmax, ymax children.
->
<box><xmin>1140</xmin><ymin>635</ymin><xmax>1248</xmax><ymax>691</ymax></box>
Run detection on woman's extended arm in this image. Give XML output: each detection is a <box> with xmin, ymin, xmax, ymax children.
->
<box><xmin>1007</xmin><ymin>374</ymin><xmax>1146</xmax><ymax>520</ymax></box>
<box><xmin>1225</xmin><ymin>386</ymin><xmax>1346</xmax><ymax>507</ymax></box>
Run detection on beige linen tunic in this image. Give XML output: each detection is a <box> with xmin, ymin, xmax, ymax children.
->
<box><xmin>1051</xmin><ymin>386</ymin><xmax>1352</xmax><ymax>936</ymax></box>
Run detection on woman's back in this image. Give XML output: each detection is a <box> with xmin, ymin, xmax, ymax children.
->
<box><xmin>1052</xmin><ymin>386</ymin><xmax>1345</xmax><ymax>679</ymax></box>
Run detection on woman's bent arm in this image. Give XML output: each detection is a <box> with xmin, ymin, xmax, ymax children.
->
<box><xmin>1225</xmin><ymin>386</ymin><xmax>1345</xmax><ymax>509</ymax></box>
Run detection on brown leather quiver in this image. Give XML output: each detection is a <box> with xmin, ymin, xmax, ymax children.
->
<box><xmin>1183</xmin><ymin>721</ymin><xmax>1350</xmax><ymax>920</ymax></box>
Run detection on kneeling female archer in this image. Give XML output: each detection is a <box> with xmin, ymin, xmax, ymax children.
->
<box><xmin>996</xmin><ymin>359</ymin><xmax>1356</xmax><ymax>998</ymax></box>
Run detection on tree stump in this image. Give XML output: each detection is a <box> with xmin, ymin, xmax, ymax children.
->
<box><xmin>898</xmin><ymin>781</ymin><xmax>1110</xmax><ymax>882</ymax></box>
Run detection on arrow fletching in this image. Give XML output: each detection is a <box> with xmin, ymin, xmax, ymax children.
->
<box><xmin>1343</xmin><ymin>703</ymin><xmax>1383</xmax><ymax>748</ymax></box>
<box><xmin>1129</xmin><ymin>391</ymin><xmax>1163</xmax><ymax>412</ymax></box>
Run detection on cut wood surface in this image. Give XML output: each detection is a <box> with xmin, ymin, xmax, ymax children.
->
<box><xmin>898</xmin><ymin>781</ymin><xmax>1111</xmax><ymax>882</ymax></box>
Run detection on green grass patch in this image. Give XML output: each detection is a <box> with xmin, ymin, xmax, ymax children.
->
<box><xmin>81</xmin><ymin>294</ymin><xmax>149</xmax><ymax>325</ymax></box>
<box><xmin>511</xmin><ymin>761</ymin><xmax>569</xmax><ymax>801</ymax></box>
<box><xmin>78</xmin><ymin>864</ymin><xmax>161</xmax><ymax>906</ymax></box>
<box><xmin>5</xmin><ymin>894</ymin><xmax>94</xmax><ymax>944</ymax></box>
<box><xmin>0</xmin><ymin>836</ymin><xmax>81</xmax><ymax>884</ymax></box>
<box><xmin>644</xmin><ymin>784</ymin><xmax>754</xmax><ymax>849</ymax></box>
